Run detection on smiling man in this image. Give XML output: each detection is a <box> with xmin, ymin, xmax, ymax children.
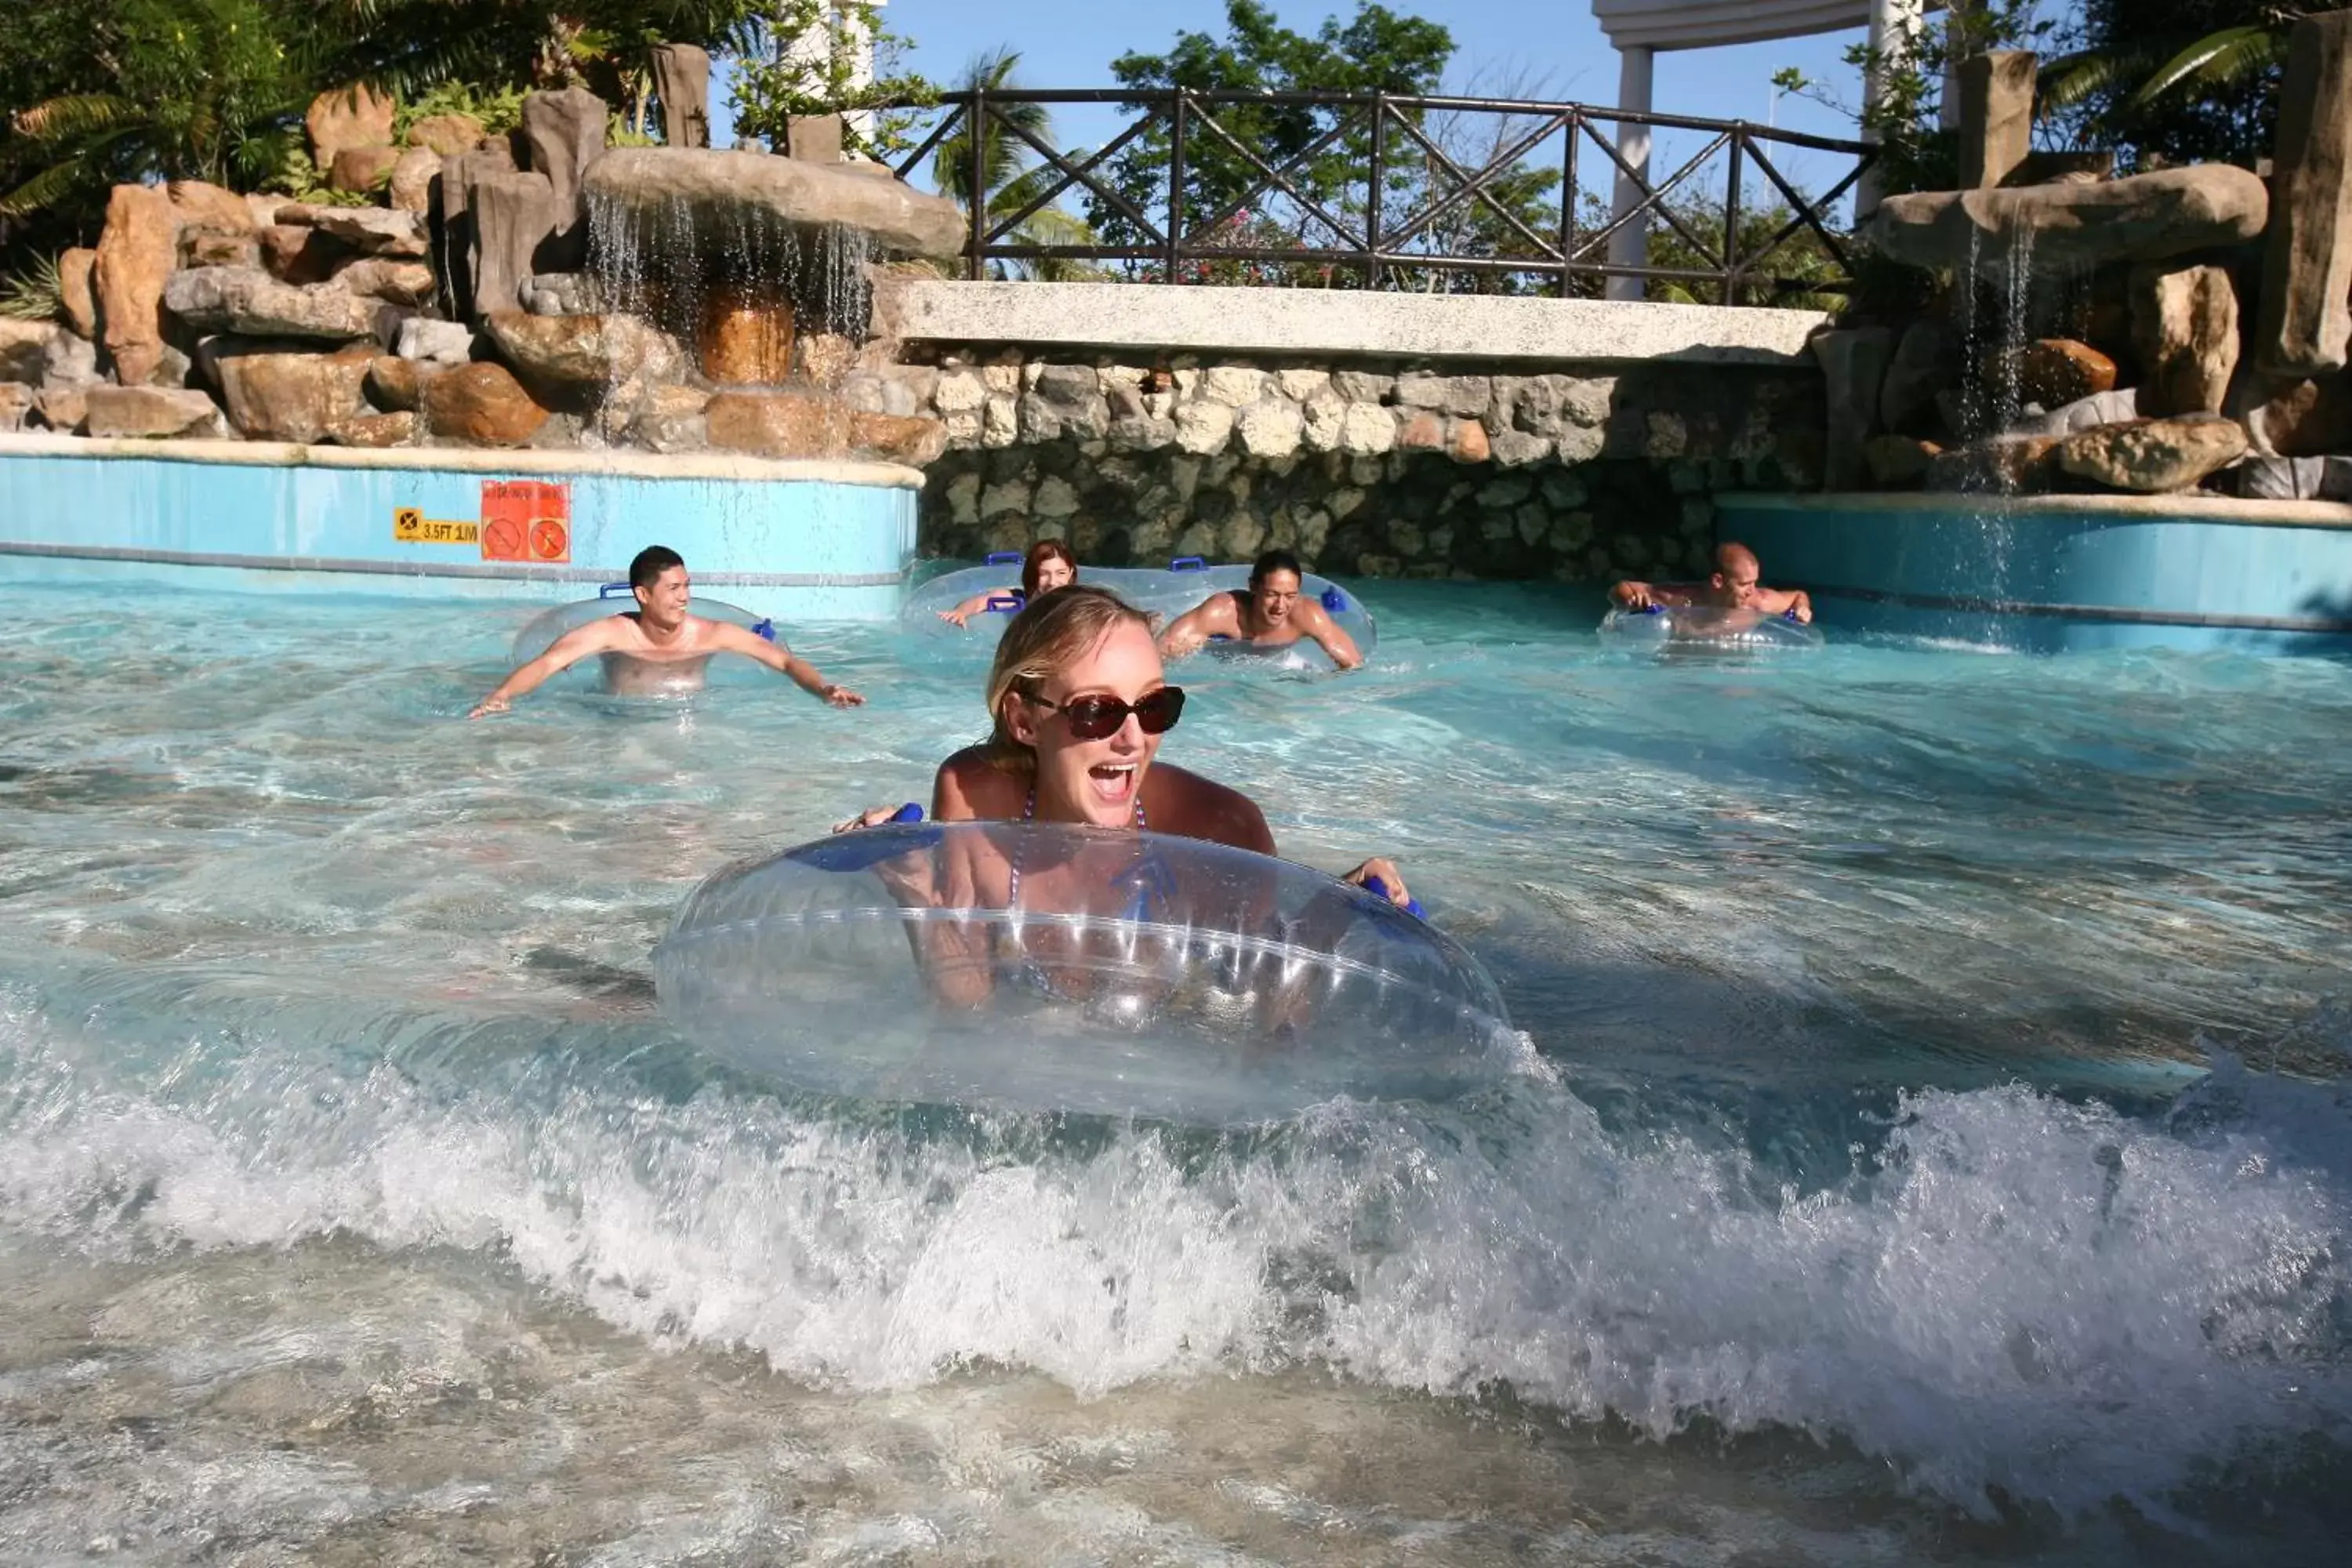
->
<box><xmin>1612</xmin><ymin>541</ymin><xmax>1813</xmax><ymax>624</ymax></box>
<box><xmin>1156</xmin><ymin>548</ymin><xmax>1365</xmax><ymax>670</ymax></box>
<box><xmin>467</xmin><ymin>545</ymin><xmax>863</xmax><ymax>717</ymax></box>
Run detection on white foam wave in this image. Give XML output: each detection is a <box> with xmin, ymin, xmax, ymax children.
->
<box><xmin>3</xmin><ymin>996</ymin><xmax>2348</xmax><ymax>1518</ymax></box>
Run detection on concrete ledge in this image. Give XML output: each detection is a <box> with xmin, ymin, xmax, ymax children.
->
<box><xmin>0</xmin><ymin>431</ymin><xmax>925</xmax><ymax>488</ymax></box>
<box><xmin>885</xmin><ymin>280</ymin><xmax>1831</xmax><ymax>366</ymax></box>
<box><xmin>1723</xmin><ymin>490</ymin><xmax>2352</xmax><ymax>529</ymax></box>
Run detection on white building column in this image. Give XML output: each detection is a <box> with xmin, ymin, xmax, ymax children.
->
<box><xmin>1603</xmin><ymin>45</ymin><xmax>1655</xmax><ymax>303</ymax></box>
<box><xmin>1857</xmin><ymin>0</ymin><xmax>1926</xmax><ymax>216</ymax></box>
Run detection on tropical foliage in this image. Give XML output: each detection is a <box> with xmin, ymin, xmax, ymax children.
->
<box><xmin>0</xmin><ymin>2</ymin><xmax>764</xmax><ymax>254</ymax></box>
<box><xmin>927</xmin><ymin>49</ymin><xmax>1101</xmax><ymax>282</ymax></box>
<box><xmin>1092</xmin><ymin>0</ymin><xmax>1454</xmax><ymax>279</ymax></box>
<box><xmin>2040</xmin><ymin>2</ymin><xmax>2321</xmax><ymax>171</ymax></box>
<box><xmin>728</xmin><ymin>0</ymin><xmax>937</xmax><ymax>158</ymax></box>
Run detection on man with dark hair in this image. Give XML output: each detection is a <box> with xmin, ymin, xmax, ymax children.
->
<box><xmin>1157</xmin><ymin>548</ymin><xmax>1363</xmax><ymax>670</ymax></box>
<box><xmin>469</xmin><ymin>546</ymin><xmax>864</xmax><ymax>716</ymax></box>
<box><xmin>1613</xmin><ymin>541</ymin><xmax>1812</xmax><ymax>624</ymax></box>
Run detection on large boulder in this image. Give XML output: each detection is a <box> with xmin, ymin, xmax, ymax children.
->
<box><xmin>406</xmin><ymin>113</ymin><xmax>485</xmax><ymax>158</ymax></box>
<box><xmin>650</xmin><ymin>45</ymin><xmax>713</xmax><ymax>149</ymax></box>
<box><xmin>849</xmin><ymin>408</ymin><xmax>947</xmax><ymax>466</ymax></box>
<box><xmin>330</xmin><ymin>146</ymin><xmax>401</xmax><ymax>194</ymax></box>
<box><xmin>2131</xmin><ymin>263</ymin><xmax>2238</xmax><ymax>417</ymax></box>
<box><xmin>421</xmin><ymin>361</ymin><xmax>548</xmax><ymax>445</ymax></box>
<box><xmin>697</xmin><ymin>290</ymin><xmax>795</xmax><ymax>384</ymax></box>
<box><xmin>1957</xmin><ymin>51</ymin><xmax>2035</xmax><ymax>190</ymax></box>
<box><xmin>333</xmin><ymin>258</ymin><xmax>437</xmax><ymax>307</ymax></box>
<box><xmin>307</xmin><ymin>207</ymin><xmax>427</xmax><ymax>258</ymax></box>
<box><xmin>82</xmin><ymin>385</ymin><xmax>227</xmax><ymax>439</ymax></box>
<box><xmin>389</xmin><ymin>147</ymin><xmax>442</xmax><ymax>215</ymax></box>
<box><xmin>306</xmin><ymin>85</ymin><xmax>396</xmax><ymax>171</ymax></box>
<box><xmin>481</xmin><ymin>310</ymin><xmax>681</xmax><ymax>403</ymax></box>
<box><xmin>2241</xmin><ymin>375</ymin><xmax>2352</xmax><ymax>458</ymax></box>
<box><xmin>94</xmin><ymin>183</ymin><xmax>180</xmax><ymax>386</ymax></box>
<box><xmin>0</xmin><ymin>319</ymin><xmax>56</xmax><ymax>383</ymax></box>
<box><xmin>213</xmin><ymin>347</ymin><xmax>373</xmax><ymax>441</ymax></box>
<box><xmin>470</xmin><ymin>171</ymin><xmax>557</xmax><ymax>319</ymax></box>
<box><xmin>1879</xmin><ymin>321</ymin><xmax>1952</xmax><ymax>435</ymax></box>
<box><xmin>438</xmin><ymin>143</ymin><xmax>518</xmax><ymax>314</ymax></box>
<box><xmin>1865</xmin><ymin>166</ymin><xmax>2269</xmax><ymax>274</ymax></box>
<box><xmin>705</xmin><ymin>389</ymin><xmax>852</xmax><ymax>459</ymax></box>
<box><xmin>2055</xmin><ymin>415</ymin><xmax>2249</xmax><ymax>492</ymax></box>
<box><xmin>57</xmin><ymin>247</ymin><xmax>99</xmax><ymax>339</ymax></box>
<box><xmin>164</xmin><ymin>267</ymin><xmax>380</xmax><ymax>340</ymax></box>
<box><xmin>582</xmin><ymin>148</ymin><xmax>966</xmax><ymax>260</ymax></box>
<box><xmin>323</xmin><ymin>410</ymin><xmax>417</xmax><ymax>448</ymax></box>
<box><xmin>259</xmin><ymin>223</ymin><xmax>350</xmax><ymax>285</ymax></box>
<box><xmin>2259</xmin><ymin>11</ymin><xmax>2352</xmax><ymax>377</ymax></box>
<box><xmin>1811</xmin><ymin>327</ymin><xmax>1892</xmax><ymax>491</ymax></box>
<box><xmin>521</xmin><ymin>87</ymin><xmax>607</xmax><ymax>271</ymax></box>
<box><xmin>2013</xmin><ymin>339</ymin><xmax>2117</xmax><ymax>408</ymax></box>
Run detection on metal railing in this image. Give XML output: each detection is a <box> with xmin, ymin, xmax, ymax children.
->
<box><xmin>885</xmin><ymin>88</ymin><xmax>1878</xmax><ymax>302</ymax></box>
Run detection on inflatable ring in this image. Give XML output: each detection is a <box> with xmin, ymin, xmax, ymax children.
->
<box><xmin>509</xmin><ymin>584</ymin><xmax>779</xmax><ymax>701</ymax></box>
<box><xmin>1597</xmin><ymin>604</ymin><xmax>1823</xmax><ymax>657</ymax></box>
<box><xmin>900</xmin><ymin>555</ymin><xmax>1379</xmax><ymax>666</ymax></box>
<box><xmin>653</xmin><ymin>821</ymin><xmax>1515</xmax><ymax>1123</ymax></box>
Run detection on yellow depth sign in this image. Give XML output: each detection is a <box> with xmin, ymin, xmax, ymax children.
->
<box><xmin>393</xmin><ymin>506</ymin><xmax>480</xmax><ymax>546</ymax></box>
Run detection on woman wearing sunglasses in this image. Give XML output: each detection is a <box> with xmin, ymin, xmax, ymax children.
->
<box><xmin>837</xmin><ymin>585</ymin><xmax>1408</xmax><ymax>903</ymax></box>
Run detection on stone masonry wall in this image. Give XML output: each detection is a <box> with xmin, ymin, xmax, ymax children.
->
<box><xmin>847</xmin><ymin>350</ymin><xmax>1828</xmax><ymax>581</ymax></box>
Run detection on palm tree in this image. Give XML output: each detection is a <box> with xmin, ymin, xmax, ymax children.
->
<box><xmin>931</xmin><ymin>48</ymin><xmax>1101</xmax><ymax>282</ymax></box>
<box><xmin>2039</xmin><ymin>3</ymin><xmax>2318</xmax><ymax>169</ymax></box>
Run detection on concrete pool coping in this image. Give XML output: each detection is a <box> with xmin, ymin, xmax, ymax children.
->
<box><xmin>0</xmin><ymin>431</ymin><xmax>927</xmax><ymax>489</ymax></box>
<box><xmin>1721</xmin><ymin>489</ymin><xmax>2352</xmax><ymax>529</ymax></box>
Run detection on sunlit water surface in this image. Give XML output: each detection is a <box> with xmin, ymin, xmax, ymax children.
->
<box><xmin>2</xmin><ymin>579</ymin><xmax>2350</xmax><ymax>1566</ymax></box>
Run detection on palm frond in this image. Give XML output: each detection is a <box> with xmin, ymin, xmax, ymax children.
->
<box><xmin>0</xmin><ymin>147</ymin><xmax>114</xmax><ymax>218</ymax></box>
<box><xmin>0</xmin><ymin>252</ymin><xmax>66</xmax><ymax>321</ymax></box>
<box><xmin>13</xmin><ymin>93</ymin><xmax>140</xmax><ymax>145</ymax></box>
<box><xmin>2133</xmin><ymin>25</ymin><xmax>2286</xmax><ymax>109</ymax></box>
<box><xmin>2035</xmin><ymin>45</ymin><xmax>2161</xmax><ymax>114</ymax></box>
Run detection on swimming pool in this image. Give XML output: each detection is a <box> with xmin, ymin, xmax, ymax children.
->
<box><xmin>2</xmin><ymin>579</ymin><xmax>2348</xmax><ymax>1563</ymax></box>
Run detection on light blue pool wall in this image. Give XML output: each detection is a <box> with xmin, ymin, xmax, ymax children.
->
<box><xmin>0</xmin><ymin>441</ymin><xmax>920</xmax><ymax>619</ymax></box>
<box><xmin>1719</xmin><ymin>493</ymin><xmax>2352</xmax><ymax>655</ymax></box>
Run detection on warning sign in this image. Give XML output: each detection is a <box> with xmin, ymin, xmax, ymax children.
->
<box><xmin>480</xmin><ymin>480</ymin><xmax>571</xmax><ymax>564</ymax></box>
<box><xmin>393</xmin><ymin>507</ymin><xmax>480</xmax><ymax>546</ymax></box>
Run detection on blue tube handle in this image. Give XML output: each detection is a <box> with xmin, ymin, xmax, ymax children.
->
<box><xmin>750</xmin><ymin>618</ymin><xmax>776</xmax><ymax>641</ymax></box>
<box><xmin>794</xmin><ymin>807</ymin><xmax>935</xmax><ymax>873</ymax></box>
<box><xmin>598</xmin><ymin>581</ymin><xmax>634</xmax><ymax>599</ymax></box>
<box><xmin>1167</xmin><ymin>556</ymin><xmax>1208</xmax><ymax>572</ymax></box>
<box><xmin>1783</xmin><ymin>608</ymin><xmax>1802</xmax><ymax>622</ymax></box>
<box><xmin>985</xmin><ymin>593</ymin><xmax>1024</xmax><ymax>613</ymax></box>
<box><xmin>1320</xmin><ymin>586</ymin><xmax>1346</xmax><ymax>612</ymax></box>
<box><xmin>985</xmin><ymin>550</ymin><xmax>1023</xmax><ymax>566</ymax></box>
<box><xmin>1363</xmin><ymin>875</ymin><xmax>1425</xmax><ymax>920</ymax></box>
<box><xmin>1638</xmin><ymin>604</ymin><xmax>1666</xmax><ymax>616</ymax></box>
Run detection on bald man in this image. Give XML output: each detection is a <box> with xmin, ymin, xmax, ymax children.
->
<box><xmin>1612</xmin><ymin>542</ymin><xmax>1813</xmax><ymax>624</ymax></box>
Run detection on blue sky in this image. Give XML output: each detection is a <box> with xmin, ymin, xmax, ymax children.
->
<box><xmin>713</xmin><ymin>1</ymin><xmax>1882</xmax><ymax>200</ymax></box>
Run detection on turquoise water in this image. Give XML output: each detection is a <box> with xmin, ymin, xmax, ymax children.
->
<box><xmin>2</xmin><ymin>579</ymin><xmax>2350</xmax><ymax>1563</ymax></box>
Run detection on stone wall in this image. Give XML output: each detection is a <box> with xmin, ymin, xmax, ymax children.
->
<box><xmin>848</xmin><ymin>350</ymin><xmax>1826</xmax><ymax>581</ymax></box>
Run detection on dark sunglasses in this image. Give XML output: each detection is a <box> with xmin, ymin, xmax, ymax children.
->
<box><xmin>1025</xmin><ymin>686</ymin><xmax>1185</xmax><ymax>740</ymax></box>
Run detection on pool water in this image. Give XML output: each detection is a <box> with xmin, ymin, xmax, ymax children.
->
<box><xmin>2</xmin><ymin>579</ymin><xmax>2349</xmax><ymax>1565</ymax></box>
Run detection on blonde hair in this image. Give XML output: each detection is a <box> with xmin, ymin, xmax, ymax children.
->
<box><xmin>982</xmin><ymin>584</ymin><xmax>1155</xmax><ymax>772</ymax></box>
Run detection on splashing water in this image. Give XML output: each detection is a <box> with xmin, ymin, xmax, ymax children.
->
<box><xmin>2</xmin><ymin>580</ymin><xmax>2350</xmax><ymax>1563</ymax></box>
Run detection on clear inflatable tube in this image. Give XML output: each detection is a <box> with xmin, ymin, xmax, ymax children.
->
<box><xmin>508</xmin><ymin>585</ymin><xmax>779</xmax><ymax>699</ymax></box>
<box><xmin>900</xmin><ymin>556</ymin><xmax>1379</xmax><ymax>666</ymax></box>
<box><xmin>653</xmin><ymin>821</ymin><xmax>1515</xmax><ymax>1123</ymax></box>
<box><xmin>1597</xmin><ymin>604</ymin><xmax>1824</xmax><ymax>655</ymax></box>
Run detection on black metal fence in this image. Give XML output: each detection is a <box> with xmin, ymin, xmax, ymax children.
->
<box><xmin>884</xmin><ymin>89</ymin><xmax>1877</xmax><ymax>303</ymax></box>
